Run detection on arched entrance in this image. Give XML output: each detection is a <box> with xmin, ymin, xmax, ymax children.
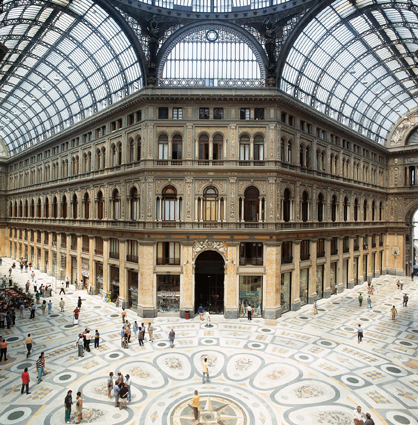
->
<box><xmin>195</xmin><ymin>251</ymin><xmax>225</xmax><ymax>314</ymax></box>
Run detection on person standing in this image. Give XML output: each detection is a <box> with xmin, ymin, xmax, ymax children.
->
<box><xmin>25</xmin><ymin>281</ymin><xmax>30</xmax><ymax>293</ymax></box>
<box><xmin>206</xmin><ymin>311</ymin><xmax>211</xmax><ymax>326</ymax></box>
<box><xmin>21</xmin><ymin>367</ymin><xmax>31</xmax><ymax>395</ymax></box>
<box><xmin>65</xmin><ymin>276</ymin><xmax>70</xmax><ymax>288</ymax></box>
<box><xmin>41</xmin><ymin>300</ymin><xmax>46</xmax><ymax>315</ymax></box>
<box><xmin>107</xmin><ymin>372</ymin><xmax>114</xmax><ymax>398</ymax></box>
<box><xmin>400</xmin><ymin>279</ymin><xmax>404</xmax><ymax>290</ymax></box>
<box><xmin>64</xmin><ymin>390</ymin><xmax>73</xmax><ymax>423</ymax></box>
<box><xmin>47</xmin><ymin>300</ymin><xmax>52</xmax><ymax>315</ymax></box>
<box><xmin>0</xmin><ymin>310</ymin><xmax>5</xmax><ymax>328</ymax></box>
<box><xmin>0</xmin><ymin>337</ymin><xmax>8</xmax><ymax>361</ymax></box>
<box><xmin>313</xmin><ymin>300</ymin><xmax>318</xmax><ymax>315</ymax></box>
<box><xmin>94</xmin><ymin>330</ymin><xmax>100</xmax><ymax>348</ymax></box>
<box><xmin>76</xmin><ymin>334</ymin><xmax>84</xmax><ymax>357</ymax></box>
<box><xmin>334</xmin><ymin>283</ymin><xmax>338</xmax><ymax>295</ymax></box>
<box><xmin>75</xmin><ymin>391</ymin><xmax>83</xmax><ymax>424</ymax></box>
<box><xmin>199</xmin><ymin>305</ymin><xmax>204</xmax><ymax>321</ymax></box>
<box><xmin>31</xmin><ymin>271</ymin><xmax>35</xmax><ymax>281</ymax></box>
<box><xmin>73</xmin><ymin>307</ymin><xmax>80</xmax><ymax>325</ymax></box>
<box><xmin>391</xmin><ymin>305</ymin><xmax>397</xmax><ymax>320</ymax></box>
<box><xmin>25</xmin><ymin>334</ymin><xmax>34</xmax><ymax>358</ymax></box>
<box><xmin>202</xmin><ymin>358</ymin><xmax>209</xmax><ymax>383</ymax></box>
<box><xmin>121</xmin><ymin>308</ymin><xmax>127</xmax><ymax>323</ymax></box>
<box><xmin>133</xmin><ymin>321</ymin><xmax>138</xmax><ymax>341</ymax></box>
<box><xmin>148</xmin><ymin>322</ymin><xmax>154</xmax><ymax>342</ymax></box>
<box><xmin>41</xmin><ymin>351</ymin><xmax>46</xmax><ymax>376</ymax></box>
<box><xmin>353</xmin><ymin>405</ymin><xmax>365</xmax><ymax>425</ymax></box>
<box><xmin>357</xmin><ymin>324</ymin><xmax>363</xmax><ymax>343</ymax></box>
<box><xmin>59</xmin><ymin>283</ymin><xmax>66</xmax><ymax>295</ymax></box>
<box><xmin>364</xmin><ymin>413</ymin><xmax>375</xmax><ymax>425</ymax></box>
<box><xmin>113</xmin><ymin>381</ymin><xmax>121</xmax><ymax>407</ymax></box>
<box><xmin>358</xmin><ymin>293</ymin><xmax>363</xmax><ymax>307</ymax></box>
<box><xmin>367</xmin><ymin>296</ymin><xmax>372</xmax><ymax>309</ymax></box>
<box><xmin>125</xmin><ymin>373</ymin><xmax>132</xmax><ymax>403</ymax></box>
<box><xmin>190</xmin><ymin>390</ymin><xmax>200</xmax><ymax>421</ymax></box>
<box><xmin>138</xmin><ymin>327</ymin><xmax>144</xmax><ymax>347</ymax></box>
<box><xmin>36</xmin><ymin>354</ymin><xmax>43</xmax><ymax>383</ymax></box>
<box><xmin>403</xmin><ymin>294</ymin><xmax>409</xmax><ymax>307</ymax></box>
<box><xmin>77</xmin><ymin>297</ymin><xmax>82</xmax><ymax>309</ymax></box>
<box><xmin>119</xmin><ymin>382</ymin><xmax>129</xmax><ymax>410</ymax></box>
<box><xmin>246</xmin><ymin>304</ymin><xmax>252</xmax><ymax>321</ymax></box>
<box><xmin>169</xmin><ymin>328</ymin><xmax>175</xmax><ymax>348</ymax></box>
<box><xmin>30</xmin><ymin>303</ymin><xmax>36</xmax><ymax>319</ymax></box>
<box><xmin>60</xmin><ymin>298</ymin><xmax>65</xmax><ymax>312</ymax></box>
<box><xmin>19</xmin><ymin>303</ymin><xmax>25</xmax><ymax>319</ymax></box>
<box><xmin>85</xmin><ymin>330</ymin><xmax>91</xmax><ymax>352</ymax></box>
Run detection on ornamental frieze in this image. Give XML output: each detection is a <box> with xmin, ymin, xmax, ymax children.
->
<box><xmin>193</xmin><ymin>239</ymin><xmax>227</xmax><ymax>260</ymax></box>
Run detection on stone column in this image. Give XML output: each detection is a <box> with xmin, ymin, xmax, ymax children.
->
<box><xmin>76</xmin><ymin>235</ymin><xmax>82</xmax><ymax>283</ymax></box>
<box><xmin>348</xmin><ymin>236</ymin><xmax>354</xmax><ymax>289</ymax></box>
<box><xmin>66</xmin><ymin>234</ymin><xmax>71</xmax><ymax>280</ymax></box>
<box><xmin>40</xmin><ymin>232</ymin><xmax>45</xmax><ymax>272</ymax></box>
<box><xmin>137</xmin><ymin>242</ymin><xmax>155</xmax><ymax>317</ymax></box>
<box><xmin>119</xmin><ymin>240</ymin><xmax>127</xmax><ymax>307</ymax></box>
<box><xmin>89</xmin><ymin>236</ymin><xmax>95</xmax><ymax>294</ymax></box>
<box><xmin>309</xmin><ymin>240</ymin><xmax>317</xmax><ymax>303</ymax></box>
<box><xmin>358</xmin><ymin>236</ymin><xmax>364</xmax><ymax>284</ymax></box>
<box><xmin>7</xmin><ymin>228</ymin><xmax>12</xmax><ymax>257</ymax></box>
<box><xmin>367</xmin><ymin>235</ymin><xmax>373</xmax><ymax>280</ymax></box>
<box><xmin>291</xmin><ymin>240</ymin><xmax>301</xmax><ymax>311</ymax></box>
<box><xmin>181</xmin><ymin>243</ymin><xmax>194</xmax><ymax>318</ymax></box>
<box><xmin>102</xmin><ymin>238</ymin><xmax>109</xmax><ymax>295</ymax></box>
<box><xmin>337</xmin><ymin>237</ymin><xmax>344</xmax><ymax>292</ymax></box>
<box><xmin>265</xmin><ymin>242</ymin><xmax>281</xmax><ymax>319</ymax></box>
<box><xmin>324</xmin><ymin>238</ymin><xmax>331</xmax><ymax>298</ymax></box>
<box><xmin>47</xmin><ymin>232</ymin><xmax>53</xmax><ymax>275</ymax></box>
<box><xmin>225</xmin><ymin>244</ymin><xmax>238</xmax><ymax>319</ymax></box>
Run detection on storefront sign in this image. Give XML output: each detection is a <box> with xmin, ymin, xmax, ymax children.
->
<box><xmin>82</xmin><ymin>271</ymin><xmax>89</xmax><ymax>277</ymax></box>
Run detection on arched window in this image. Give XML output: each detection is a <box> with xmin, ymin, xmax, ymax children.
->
<box><xmin>84</xmin><ymin>193</ymin><xmax>90</xmax><ymax>220</ymax></box>
<box><xmin>30</xmin><ymin>200</ymin><xmax>35</xmax><ymax>218</ymax></box>
<box><xmin>117</xmin><ymin>142</ymin><xmax>122</xmax><ymax>165</ymax></box>
<box><xmin>287</xmin><ymin>141</ymin><xmax>293</xmax><ymax>163</ymax></box>
<box><xmin>283</xmin><ymin>188</ymin><xmax>291</xmax><ymax>222</ymax></box>
<box><xmin>96</xmin><ymin>149</ymin><xmax>101</xmax><ymax>170</ymax></box>
<box><xmin>281</xmin><ymin>139</ymin><xmax>285</xmax><ymax>162</ymax></box>
<box><xmin>305</xmin><ymin>146</ymin><xmax>310</xmax><ymax>168</ymax></box>
<box><xmin>254</xmin><ymin>135</ymin><xmax>264</xmax><ymax>161</ymax></box>
<box><xmin>363</xmin><ymin>200</ymin><xmax>368</xmax><ymax>221</ymax></box>
<box><xmin>331</xmin><ymin>195</ymin><xmax>337</xmax><ymax>222</ymax></box>
<box><xmin>111</xmin><ymin>144</ymin><xmax>117</xmax><ymax>166</ymax></box>
<box><xmin>44</xmin><ymin>198</ymin><xmax>49</xmax><ymax>218</ymax></box>
<box><xmin>379</xmin><ymin>201</ymin><xmax>383</xmax><ymax>221</ymax></box>
<box><xmin>244</xmin><ymin>186</ymin><xmax>260</xmax><ymax>222</ymax></box>
<box><xmin>37</xmin><ymin>198</ymin><xmax>42</xmax><ymax>218</ymax></box>
<box><xmin>130</xmin><ymin>187</ymin><xmax>139</xmax><ymax>220</ymax></box>
<box><xmin>61</xmin><ymin>196</ymin><xmax>67</xmax><ymax>219</ymax></box>
<box><xmin>199</xmin><ymin>186</ymin><xmax>224</xmax><ymax>221</ymax></box>
<box><xmin>24</xmin><ymin>200</ymin><xmax>28</xmax><ymax>218</ymax></box>
<box><xmin>371</xmin><ymin>200</ymin><xmax>375</xmax><ymax>221</ymax></box>
<box><xmin>157</xmin><ymin>186</ymin><xmax>181</xmax><ymax>221</ymax></box>
<box><xmin>97</xmin><ymin>191</ymin><xmax>104</xmax><ymax>220</ymax></box>
<box><xmin>52</xmin><ymin>196</ymin><xmax>58</xmax><ymax>219</ymax></box>
<box><xmin>321</xmin><ymin>151</ymin><xmax>325</xmax><ymax>171</ymax></box>
<box><xmin>240</xmin><ymin>135</ymin><xmax>250</xmax><ymax>161</ymax></box>
<box><xmin>158</xmin><ymin>134</ymin><xmax>169</xmax><ymax>160</ymax></box>
<box><xmin>213</xmin><ymin>134</ymin><xmax>223</xmax><ymax>161</ymax></box>
<box><xmin>316</xmin><ymin>150</ymin><xmax>320</xmax><ymax>170</ymax></box>
<box><xmin>300</xmin><ymin>145</ymin><xmax>304</xmax><ymax>167</ymax></box>
<box><xmin>129</xmin><ymin>138</ymin><xmax>134</xmax><ymax>163</ymax></box>
<box><xmin>18</xmin><ymin>201</ymin><xmax>22</xmax><ymax>217</ymax></box>
<box><xmin>172</xmin><ymin>134</ymin><xmax>183</xmax><ymax>160</ymax></box>
<box><xmin>101</xmin><ymin>147</ymin><xmax>106</xmax><ymax>169</ymax></box>
<box><xmin>317</xmin><ymin>193</ymin><xmax>324</xmax><ymax>222</ymax></box>
<box><xmin>354</xmin><ymin>198</ymin><xmax>358</xmax><ymax>222</ymax></box>
<box><xmin>112</xmin><ymin>189</ymin><xmax>120</xmax><ymax>220</ymax></box>
<box><xmin>343</xmin><ymin>197</ymin><xmax>348</xmax><ymax>222</ymax></box>
<box><xmin>301</xmin><ymin>191</ymin><xmax>309</xmax><ymax>222</ymax></box>
<box><xmin>136</xmin><ymin>136</ymin><xmax>141</xmax><ymax>161</ymax></box>
<box><xmin>72</xmin><ymin>194</ymin><xmax>78</xmax><ymax>219</ymax></box>
<box><xmin>9</xmin><ymin>202</ymin><xmax>12</xmax><ymax>218</ymax></box>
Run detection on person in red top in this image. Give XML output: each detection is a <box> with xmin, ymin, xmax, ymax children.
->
<box><xmin>73</xmin><ymin>307</ymin><xmax>80</xmax><ymax>325</ymax></box>
<box><xmin>21</xmin><ymin>367</ymin><xmax>31</xmax><ymax>394</ymax></box>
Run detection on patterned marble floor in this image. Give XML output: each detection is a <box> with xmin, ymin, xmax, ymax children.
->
<box><xmin>0</xmin><ymin>259</ymin><xmax>417</xmax><ymax>425</ymax></box>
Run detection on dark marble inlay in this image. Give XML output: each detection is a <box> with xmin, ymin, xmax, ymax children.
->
<box><xmin>347</xmin><ymin>377</ymin><xmax>359</xmax><ymax>384</ymax></box>
<box><xmin>8</xmin><ymin>411</ymin><xmax>25</xmax><ymax>420</ymax></box>
<box><xmin>387</xmin><ymin>366</ymin><xmax>401</xmax><ymax>374</ymax></box>
<box><xmin>393</xmin><ymin>415</ymin><xmax>410</xmax><ymax>424</ymax></box>
<box><xmin>59</xmin><ymin>374</ymin><xmax>72</xmax><ymax>381</ymax></box>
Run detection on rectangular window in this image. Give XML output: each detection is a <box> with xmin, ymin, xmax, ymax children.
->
<box><xmin>172</xmin><ymin>140</ymin><xmax>182</xmax><ymax>160</ymax></box>
<box><xmin>82</xmin><ymin>235</ymin><xmax>89</xmax><ymax>253</ymax></box>
<box><xmin>157</xmin><ymin>242</ymin><xmax>180</xmax><ymax>265</ymax></box>
<box><xmin>239</xmin><ymin>276</ymin><xmax>263</xmax><ymax>317</ymax></box>
<box><xmin>343</xmin><ymin>237</ymin><xmax>350</xmax><ymax>252</ymax></box>
<box><xmin>173</xmin><ymin>107</ymin><xmax>183</xmax><ymax>120</ymax></box>
<box><xmin>300</xmin><ymin>268</ymin><xmax>309</xmax><ymax>306</ymax></box>
<box><xmin>239</xmin><ymin>243</ymin><xmax>263</xmax><ymax>265</ymax></box>
<box><xmin>109</xmin><ymin>238</ymin><xmax>119</xmax><ymax>259</ymax></box>
<box><xmin>199</xmin><ymin>108</ymin><xmax>209</xmax><ymax>119</ymax></box>
<box><xmin>95</xmin><ymin>237</ymin><xmax>103</xmax><ymax>256</ymax></box>
<box><xmin>331</xmin><ymin>237</ymin><xmax>338</xmax><ymax>255</ymax></box>
<box><xmin>158</xmin><ymin>107</ymin><xmax>169</xmax><ymax>119</ymax></box>
<box><xmin>317</xmin><ymin>238</ymin><xmax>325</xmax><ymax>257</ymax></box>
<box><xmin>254</xmin><ymin>108</ymin><xmax>264</xmax><ymax>120</ymax></box>
<box><xmin>282</xmin><ymin>241</ymin><xmax>293</xmax><ymax>264</ymax></box>
<box><xmin>127</xmin><ymin>240</ymin><xmax>138</xmax><ymax>263</ymax></box>
<box><xmin>158</xmin><ymin>141</ymin><xmax>168</xmax><ymax>160</ymax></box>
<box><xmin>157</xmin><ymin>275</ymin><xmax>180</xmax><ymax>313</ymax></box>
<box><xmin>213</xmin><ymin>108</ymin><xmax>223</xmax><ymax>119</ymax></box>
<box><xmin>240</xmin><ymin>108</ymin><xmax>250</xmax><ymax>120</ymax></box>
<box><xmin>300</xmin><ymin>240</ymin><xmax>310</xmax><ymax>261</ymax></box>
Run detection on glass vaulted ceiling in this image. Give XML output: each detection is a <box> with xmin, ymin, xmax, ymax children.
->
<box><xmin>0</xmin><ymin>0</ymin><xmax>143</xmax><ymax>156</ymax></box>
<box><xmin>282</xmin><ymin>0</ymin><xmax>418</xmax><ymax>145</ymax></box>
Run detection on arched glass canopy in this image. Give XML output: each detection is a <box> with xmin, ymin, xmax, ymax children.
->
<box><xmin>0</xmin><ymin>0</ymin><xmax>144</xmax><ymax>156</ymax></box>
<box><xmin>281</xmin><ymin>0</ymin><xmax>418</xmax><ymax>144</ymax></box>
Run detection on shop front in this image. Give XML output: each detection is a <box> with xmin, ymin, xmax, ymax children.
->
<box><xmin>300</xmin><ymin>268</ymin><xmax>309</xmax><ymax>306</ymax></box>
<box><xmin>128</xmin><ymin>270</ymin><xmax>138</xmax><ymax>309</ymax></box>
<box><xmin>110</xmin><ymin>266</ymin><xmax>120</xmax><ymax>302</ymax></box>
<box><xmin>281</xmin><ymin>272</ymin><xmax>291</xmax><ymax>313</ymax></box>
<box><xmin>316</xmin><ymin>264</ymin><xmax>324</xmax><ymax>299</ymax></box>
<box><xmin>44</xmin><ymin>250</ymin><xmax>49</xmax><ymax>273</ymax></box>
<box><xmin>81</xmin><ymin>258</ymin><xmax>89</xmax><ymax>290</ymax></box>
<box><xmin>156</xmin><ymin>275</ymin><xmax>180</xmax><ymax>314</ymax></box>
<box><xmin>71</xmin><ymin>257</ymin><xmax>77</xmax><ymax>286</ymax></box>
<box><xmin>330</xmin><ymin>262</ymin><xmax>337</xmax><ymax>289</ymax></box>
<box><xmin>239</xmin><ymin>275</ymin><xmax>263</xmax><ymax>317</ymax></box>
<box><xmin>96</xmin><ymin>262</ymin><xmax>103</xmax><ymax>294</ymax></box>
<box><xmin>37</xmin><ymin>248</ymin><xmax>41</xmax><ymax>270</ymax></box>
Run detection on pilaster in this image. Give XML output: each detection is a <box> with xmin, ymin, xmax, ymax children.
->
<box><xmin>119</xmin><ymin>239</ymin><xmax>127</xmax><ymax>307</ymax></box>
<box><xmin>309</xmin><ymin>240</ymin><xmax>317</xmax><ymax>303</ymax></box>
<box><xmin>137</xmin><ymin>243</ymin><xmax>155</xmax><ymax>317</ymax></box>
<box><xmin>265</xmin><ymin>242</ymin><xmax>282</xmax><ymax>318</ymax></box>
<box><xmin>291</xmin><ymin>240</ymin><xmax>301</xmax><ymax>311</ymax></box>
<box><xmin>324</xmin><ymin>238</ymin><xmax>331</xmax><ymax>298</ymax></box>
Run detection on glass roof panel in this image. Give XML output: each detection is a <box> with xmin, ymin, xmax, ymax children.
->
<box><xmin>282</xmin><ymin>0</ymin><xmax>418</xmax><ymax>143</ymax></box>
<box><xmin>0</xmin><ymin>0</ymin><xmax>143</xmax><ymax>155</ymax></box>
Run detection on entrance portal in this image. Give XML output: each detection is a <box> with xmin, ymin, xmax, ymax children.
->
<box><xmin>195</xmin><ymin>251</ymin><xmax>225</xmax><ymax>314</ymax></box>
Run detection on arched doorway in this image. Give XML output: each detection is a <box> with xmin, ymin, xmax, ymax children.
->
<box><xmin>195</xmin><ymin>251</ymin><xmax>225</xmax><ymax>314</ymax></box>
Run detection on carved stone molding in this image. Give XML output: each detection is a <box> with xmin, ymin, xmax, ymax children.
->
<box><xmin>193</xmin><ymin>239</ymin><xmax>227</xmax><ymax>260</ymax></box>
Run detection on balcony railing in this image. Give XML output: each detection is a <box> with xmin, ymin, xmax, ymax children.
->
<box><xmin>372</xmin><ymin>242</ymin><xmax>376</xmax><ymax>248</ymax></box>
<box><xmin>282</xmin><ymin>255</ymin><xmax>293</xmax><ymax>264</ymax></box>
<box><xmin>354</xmin><ymin>245</ymin><xmax>359</xmax><ymax>251</ymax></box>
<box><xmin>317</xmin><ymin>250</ymin><xmax>325</xmax><ymax>258</ymax></box>
<box><xmin>300</xmin><ymin>253</ymin><xmax>310</xmax><ymax>261</ymax></box>
<box><xmin>126</xmin><ymin>255</ymin><xmax>138</xmax><ymax>263</ymax></box>
<box><xmin>82</xmin><ymin>247</ymin><xmax>89</xmax><ymax>253</ymax></box>
<box><xmin>95</xmin><ymin>248</ymin><xmax>103</xmax><ymax>256</ymax></box>
<box><xmin>331</xmin><ymin>248</ymin><xmax>338</xmax><ymax>255</ymax></box>
<box><xmin>70</xmin><ymin>244</ymin><xmax>77</xmax><ymax>250</ymax></box>
<box><xmin>109</xmin><ymin>251</ymin><xmax>119</xmax><ymax>259</ymax></box>
<box><xmin>343</xmin><ymin>247</ymin><xmax>349</xmax><ymax>253</ymax></box>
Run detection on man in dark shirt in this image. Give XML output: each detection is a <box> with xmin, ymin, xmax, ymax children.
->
<box><xmin>364</xmin><ymin>413</ymin><xmax>375</xmax><ymax>425</ymax></box>
<box><xmin>119</xmin><ymin>382</ymin><xmax>129</xmax><ymax>410</ymax></box>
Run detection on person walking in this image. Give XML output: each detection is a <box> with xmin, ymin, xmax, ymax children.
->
<box><xmin>206</xmin><ymin>311</ymin><xmax>211</xmax><ymax>326</ymax></box>
<box><xmin>36</xmin><ymin>354</ymin><xmax>43</xmax><ymax>384</ymax></box>
<box><xmin>75</xmin><ymin>391</ymin><xmax>83</xmax><ymax>424</ymax></box>
<box><xmin>21</xmin><ymin>367</ymin><xmax>31</xmax><ymax>395</ymax></box>
<box><xmin>113</xmin><ymin>381</ymin><xmax>121</xmax><ymax>407</ymax></box>
<box><xmin>85</xmin><ymin>330</ymin><xmax>91</xmax><ymax>352</ymax></box>
<box><xmin>138</xmin><ymin>327</ymin><xmax>144</xmax><ymax>347</ymax></box>
<box><xmin>400</xmin><ymin>279</ymin><xmax>404</xmax><ymax>290</ymax></box>
<box><xmin>190</xmin><ymin>390</ymin><xmax>200</xmax><ymax>421</ymax></box>
<box><xmin>31</xmin><ymin>271</ymin><xmax>35</xmax><ymax>281</ymax></box>
<box><xmin>19</xmin><ymin>303</ymin><xmax>25</xmax><ymax>319</ymax></box>
<box><xmin>60</xmin><ymin>298</ymin><xmax>65</xmax><ymax>312</ymax></box>
<box><xmin>357</xmin><ymin>324</ymin><xmax>363</xmax><ymax>343</ymax></box>
<box><xmin>94</xmin><ymin>330</ymin><xmax>100</xmax><ymax>348</ymax></box>
<box><xmin>25</xmin><ymin>281</ymin><xmax>30</xmax><ymax>293</ymax></box>
<box><xmin>313</xmin><ymin>300</ymin><xmax>318</xmax><ymax>315</ymax></box>
<box><xmin>121</xmin><ymin>308</ymin><xmax>127</xmax><ymax>323</ymax></box>
<box><xmin>353</xmin><ymin>405</ymin><xmax>365</xmax><ymax>425</ymax></box>
<box><xmin>47</xmin><ymin>300</ymin><xmax>52</xmax><ymax>315</ymax></box>
<box><xmin>41</xmin><ymin>300</ymin><xmax>46</xmax><ymax>315</ymax></box>
<box><xmin>119</xmin><ymin>382</ymin><xmax>129</xmax><ymax>410</ymax></box>
<box><xmin>0</xmin><ymin>337</ymin><xmax>8</xmax><ymax>361</ymax></box>
<box><xmin>41</xmin><ymin>351</ymin><xmax>46</xmax><ymax>377</ymax></box>
<box><xmin>202</xmin><ymin>357</ymin><xmax>209</xmax><ymax>383</ymax></box>
<box><xmin>59</xmin><ymin>283</ymin><xmax>66</xmax><ymax>295</ymax></box>
<box><xmin>364</xmin><ymin>413</ymin><xmax>375</xmax><ymax>425</ymax></box>
<box><xmin>76</xmin><ymin>334</ymin><xmax>84</xmax><ymax>357</ymax></box>
<box><xmin>77</xmin><ymin>297</ymin><xmax>82</xmax><ymax>309</ymax></box>
<box><xmin>125</xmin><ymin>373</ymin><xmax>132</xmax><ymax>403</ymax></box>
<box><xmin>30</xmin><ymin>303</ymin><xmax>36</xmax><ymax>319</ymax></box>
<box><xmin>148</xmin><ymin>322</ymin><xmax>154</xmax><ymax>342</ymax></box>
<box><xmin>358</xmin><ymin>293</ymin><xmax>363</xmax><ymax>307</ymax></box>
<box><xmin>169</xmin><ymin>328</ymin><xmax>175</xmax><ymax>348</ymax></box>
<box><xmin>367</xmin><ymin>296</ymin><xmax>372</xmax><ymax>309</ymax></box>
<box><xmin>73</xmin><ymin>307</ymin><xmax>80</xmax><ymax>325</ymax></box>
<box><xmin>199</xmin><ymin>304</ymin><xmax>204</xmax><ymax>321</ymax></box>
<box><xmin>107</xmin><ymin>372</ymin><xmax>114</xmax><ymax>398</ymax></box>
<box><xmin>391</xmin><ymin>305</ymin><xmax>397</xmax><ymax>320</ymax></box>
<box><xmin>64</xmin><ymin>390</ymin><xmax>73</xmax><ymax>423</ymax></box>
<box><xmin>25</xmin><ymin>334</ymin><xmax>34</xmax><ymax>358</ymax></box>
<box><xmin>403</xmin><ymin>294</ymin><xmax>409</xmax><ymax>307</ymax></box>
<box><xmin>65</xmin><ymin>276</ymin><xmax>70</xmax><ymax>289</ymax></box>
<box><xmin>133</xmin><ymin>321</ymin><xmax>138</xmax><ymax>341</ymax></box>
<box><xmin>246</xmin><ymin>304</ymin><xmax>252</xmax><ymax>321</ymax></box>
